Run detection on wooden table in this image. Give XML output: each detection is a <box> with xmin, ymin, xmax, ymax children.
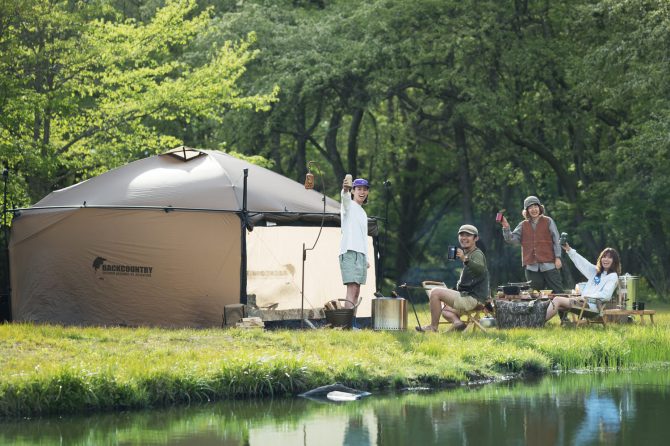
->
<box><xmin>603</xmin><ymin>309</ymin><xmax>656</xmax><ymax>325</ymax></box>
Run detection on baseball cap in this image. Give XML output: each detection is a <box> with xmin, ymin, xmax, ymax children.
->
<box><xmin>352</xmin><ymin>178</ymin><xmax>369</xmax><ymax>188</ymax></box>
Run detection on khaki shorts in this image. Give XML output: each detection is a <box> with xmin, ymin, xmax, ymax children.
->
<box><xmin>432</xmin><ymin>287</ymin><xmax>479</xmax><ymax>314</ymax></box>
<box><xmin>452</xmin><ymin>293</ymin><xmax>479</xmax><ymax>313</ymax></box>
<box><xmin>339</xmin><ymin>250</ymin><xmax>367</xmax><ymax>285</ymax></box>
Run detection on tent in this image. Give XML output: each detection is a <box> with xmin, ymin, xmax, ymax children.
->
<box><xmin>9</xmin><ymin>147</ymin><xmax>377</xmax><ymax>327</ymax></box>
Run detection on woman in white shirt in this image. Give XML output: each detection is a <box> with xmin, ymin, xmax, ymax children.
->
<box><xmin>545</xmin><ymin>244</ymin><xmax>621</xmax><ymax>321</ymax></box>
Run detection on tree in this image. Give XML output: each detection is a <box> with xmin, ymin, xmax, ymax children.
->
<box><xmin>0</xmin><ymin>0</ymin><xmax>277</xmax><ymax>203</ymax></box>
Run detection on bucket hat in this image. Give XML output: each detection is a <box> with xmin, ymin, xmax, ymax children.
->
<box><xmin>523</xmin><ymin>195</ymin><xmax>541</xmax><ymax>209</ymax></box>
<box><xmin>458</xmin><ymin>224</ymin><xmax>478</xmax><ymax>236</ymax></box>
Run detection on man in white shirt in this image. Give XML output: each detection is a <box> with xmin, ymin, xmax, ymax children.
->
<box><xmin>340</xmin><ymin>177</ymin><xmax>370</xmax><ymax>309</ymax></box>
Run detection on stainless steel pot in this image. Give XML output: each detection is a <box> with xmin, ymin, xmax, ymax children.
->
<box><xmin>618</xmin><ymin>274</ymin><xmax>639</xmax><ymax>310</ymax></box>
<box><xmin>371</xmin><ymin>297</ymin><xmax>407</xmax><ymax>330</ymax></box>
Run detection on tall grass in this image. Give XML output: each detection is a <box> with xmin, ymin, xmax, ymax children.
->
<box><xmin>1</xmin><ymin>305</ymin><xmax>669</xmax><ymax>417</ymax></box>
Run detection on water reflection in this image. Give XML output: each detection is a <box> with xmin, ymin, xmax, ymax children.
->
<box><xmin>572</xmin><ymin>389</ymin><xmax>623</xmax><ymax>444</ymax></box>
<box><xmin>1</xmin><ymin>369</ymin><xmax>668</xmax><ymax>445</ymax></box>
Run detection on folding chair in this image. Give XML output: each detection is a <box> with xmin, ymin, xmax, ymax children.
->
<box><xmin>460</xmin><ymin>303</ymin><xmax>490</xmax><ymax>333</ymax></box>
<box><xmin>421</xmin><ymin>280</ymin><xmax>490</xmax><ymax>333</ymax></box>
<box><xmin>568</xmin><ymin>298</ymin><xmax>606</xmax><ymax>328</ymax></box>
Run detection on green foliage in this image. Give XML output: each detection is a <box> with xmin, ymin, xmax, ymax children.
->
<box><xmin>1</xmin><ymin>0</ymin><xmax>669</xmax><ymax>297</ymax></box>
<box><xmin>0</xmin><ymin>0</ymin><xmax>277</xmax><ymax>203</ymax></box>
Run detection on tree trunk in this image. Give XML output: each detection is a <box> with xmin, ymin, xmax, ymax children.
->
<box><xmin>347</xmin><ymin>108</ymin><xmax>364</xmax><ymax>176</ymax></box>
<box><xmin>324</xmin><ymin>110</ymin><xmax>346</xmax><ymax>180</ymax></box>
<box><xmin>454</xmin><ymin>119</ymin><xmax>474</xmax><ymax>223</ymax></box>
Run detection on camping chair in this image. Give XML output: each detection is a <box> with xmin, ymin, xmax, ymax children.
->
<box><xmin>421</xmin><ymin>280</ymin><xmax>490</xmax><ymax>333</ymax></box>
<box><xmin>568</xmin><ymin>298</ymin><xmax>607</xmax><ymax>328</ymax></box>
<box><xmin>459</xmin><ymin>303</ymin><xmax>490</xmax><ymax>333</ymax></box>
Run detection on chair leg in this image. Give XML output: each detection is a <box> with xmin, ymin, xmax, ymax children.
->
<box><xmin>462</xmin><ymin>308</ymin><xmax>488</xmax><ymax>333</ymax></box>
<box><xmin>569</xmin><ymin>300</ymin><xmax>607</xmax><ymax>328</ymax></box>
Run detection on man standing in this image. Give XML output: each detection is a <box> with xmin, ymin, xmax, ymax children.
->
<box><xmin>500</xmin><ymin>195</ymin><xmax>564</xmax><ymax>293</ymax></box>
<box><xmin>419</xmin><ymin>225</ymin><xmax>489</xmax><ymax>332</ymax></box>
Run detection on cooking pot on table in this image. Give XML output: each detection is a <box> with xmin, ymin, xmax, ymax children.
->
<box><xmin>502</xmin><ymin>285</ymin><xmax>520</xmax><ymax>295</ymax></box>
<box><xmin>498</xmin><ymin>281</ymin><xmax>532</xmax><ymax>295</ymax></box>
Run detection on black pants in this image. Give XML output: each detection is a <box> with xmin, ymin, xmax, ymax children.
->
<box><xmin>524</xmin><ymin>268</ymin><xmax>564</xmax><ymax>293</ymax></box>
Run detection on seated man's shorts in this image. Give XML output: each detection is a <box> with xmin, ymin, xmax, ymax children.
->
<box><xmin>340</xmin><ymin>250</ymin><xmax>367</xmax><ymax>285</ymax></box>
<box><xmin>452</xmin><ymin>293</ymin><xmax>479</xmax><ymax>313</ymax></box>
<box><xmin>431</xmin><ymin>288</ymin><xmax>480</xmax><ymax>314</ymax></box>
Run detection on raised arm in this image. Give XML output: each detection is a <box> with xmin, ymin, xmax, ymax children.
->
<box><xmin>501</xmin><ymin>216</ymin><xmax>523</xmax><ymax>245</ymax></box>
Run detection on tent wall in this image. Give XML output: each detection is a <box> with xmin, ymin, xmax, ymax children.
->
<box><xmin>10</xmin><ymin>209</ymin><xmax>240</xmax><ymax>327</ymax></box>
<box><xmin>8</xmin><ymin>150</ymin><xmax>379</xmax><ymax>327</ymax></box>
<box><xmin>246</xmin><ymin>226</ymin><xmax>375</xmax><ymax>318</ymax></box>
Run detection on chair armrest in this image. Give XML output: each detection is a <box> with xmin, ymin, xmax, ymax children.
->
<box><xmin>422</xmin><ymin>280</ymin><xmax>446</xmax><ymax>287</ymax></box>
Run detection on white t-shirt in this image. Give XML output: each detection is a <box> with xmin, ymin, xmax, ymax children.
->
<box><xmin>340</xmin><ymin>189</ymin><xmax>368</xmax><ymax>257</ymax></box>
<box><xmin>568</xmin><ymin>249</ymin><xmax>618</xmax><ymax>301</ymax></box>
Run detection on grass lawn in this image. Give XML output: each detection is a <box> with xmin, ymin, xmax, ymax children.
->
<box><xmin>1</xmin><ymin>302</ymin><xmax>669</xmax><ymax>418</ymax></box>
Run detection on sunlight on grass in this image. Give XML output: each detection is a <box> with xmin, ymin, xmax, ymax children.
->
<box><xmin>1</xmin><ymin>304</ymin><xmax>669</xmax><ymax>417</ymax></box>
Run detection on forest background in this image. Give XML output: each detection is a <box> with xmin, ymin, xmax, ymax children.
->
<box><xmin>1</xmin><ymin>0</ymin><xmax>669</xmax><ymax>306</ymax></box>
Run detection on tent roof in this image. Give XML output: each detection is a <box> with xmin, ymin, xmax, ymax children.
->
<box><xmin>32</xmin><ymin>148</ymin><xmax>342</xmax><ymax>222</ymax></box>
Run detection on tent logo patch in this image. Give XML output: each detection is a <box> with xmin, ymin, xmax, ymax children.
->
<box><xmin>92</xmin><ymin>256</ymin><xmax>153</xmax><ymax>278</ymax></box>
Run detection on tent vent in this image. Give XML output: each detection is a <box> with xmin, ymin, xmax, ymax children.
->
<box><xmin>162</xmin><ymin>146</ymin><xmax>206</xmax><ymax>162</ymax></box>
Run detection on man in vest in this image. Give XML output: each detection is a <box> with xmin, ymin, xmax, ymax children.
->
<box><xmin>500</xmin><ymin>196</ymin><xmax>564</xmax><ymax>293</ymax></box>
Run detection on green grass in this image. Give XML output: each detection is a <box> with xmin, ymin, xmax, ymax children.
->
<box><xmin>1</xmin><ymin>304</ymin><xmax>669</xmax><ymax>418</ymax></box>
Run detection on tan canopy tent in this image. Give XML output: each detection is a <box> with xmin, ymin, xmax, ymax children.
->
<box><xmin>9</xmin><ymin>147</ymin><xmax>377</xmax><ymax>327</ymax></box>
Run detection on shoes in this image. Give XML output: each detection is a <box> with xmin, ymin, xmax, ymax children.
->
<box><xmin>451</xmin><ymin>322</ymin><xmax>467</xmax><ymax>332</ymax></box>
<box><xmin>415</xmin><ymin>325</ymin><xmax>437</xmax><ymax>333</ymax></box>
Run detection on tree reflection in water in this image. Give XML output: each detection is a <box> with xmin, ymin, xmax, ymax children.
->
<box><xmin>0</xmin><ymin>369</ymin><xmax>668</xmax><ymax>445</ymax></box>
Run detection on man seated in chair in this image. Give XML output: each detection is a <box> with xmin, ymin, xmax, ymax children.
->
<box><xmin>419</xmin><ymin>224</ymin><xmax>490</xmax><ymax>332</ymax></box>
<box><xmin>546</xmin><ymin>243</ymin><xmax>621</xmax><ymax>322</ymax></box>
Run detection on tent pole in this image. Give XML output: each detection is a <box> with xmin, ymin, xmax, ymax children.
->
<box><xmin>301</xmin><ymin>242</ymin><xmax>306</xmax><ymax>328</ymax></box>
<box><xmin>380</xmin><ymin>180</ymin><xmax>392</xmax><ymax>293</ymax></box>
<box><xmin>301</xmin><ymin>161</ymin><xmax>327</xmax><ymax>329</ymax></box>
<box><xmin>1</xmin><ymin>167</ymin><xmax>11</xmax><ymax>322</ymax></box>
<box><xmin>239</xmin><ymin>168</ymin><xmax>248</xmax><ymax>305</ymax></box>
<box><xmin>2</xmin><ymin>168</ymin><xmax>7</xmax><ymax>229</ymax></box>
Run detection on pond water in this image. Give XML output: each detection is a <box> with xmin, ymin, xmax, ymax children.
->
<box><xmin>2</xmin><ymin>369</ymin><xmax>669</xmax><ymax>445</ymax></box>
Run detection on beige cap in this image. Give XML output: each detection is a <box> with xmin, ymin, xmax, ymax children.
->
<box><xmin>458</xmin><ymin>224</ymin><xmax>478</xmax><ymax>236</ymax></box>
